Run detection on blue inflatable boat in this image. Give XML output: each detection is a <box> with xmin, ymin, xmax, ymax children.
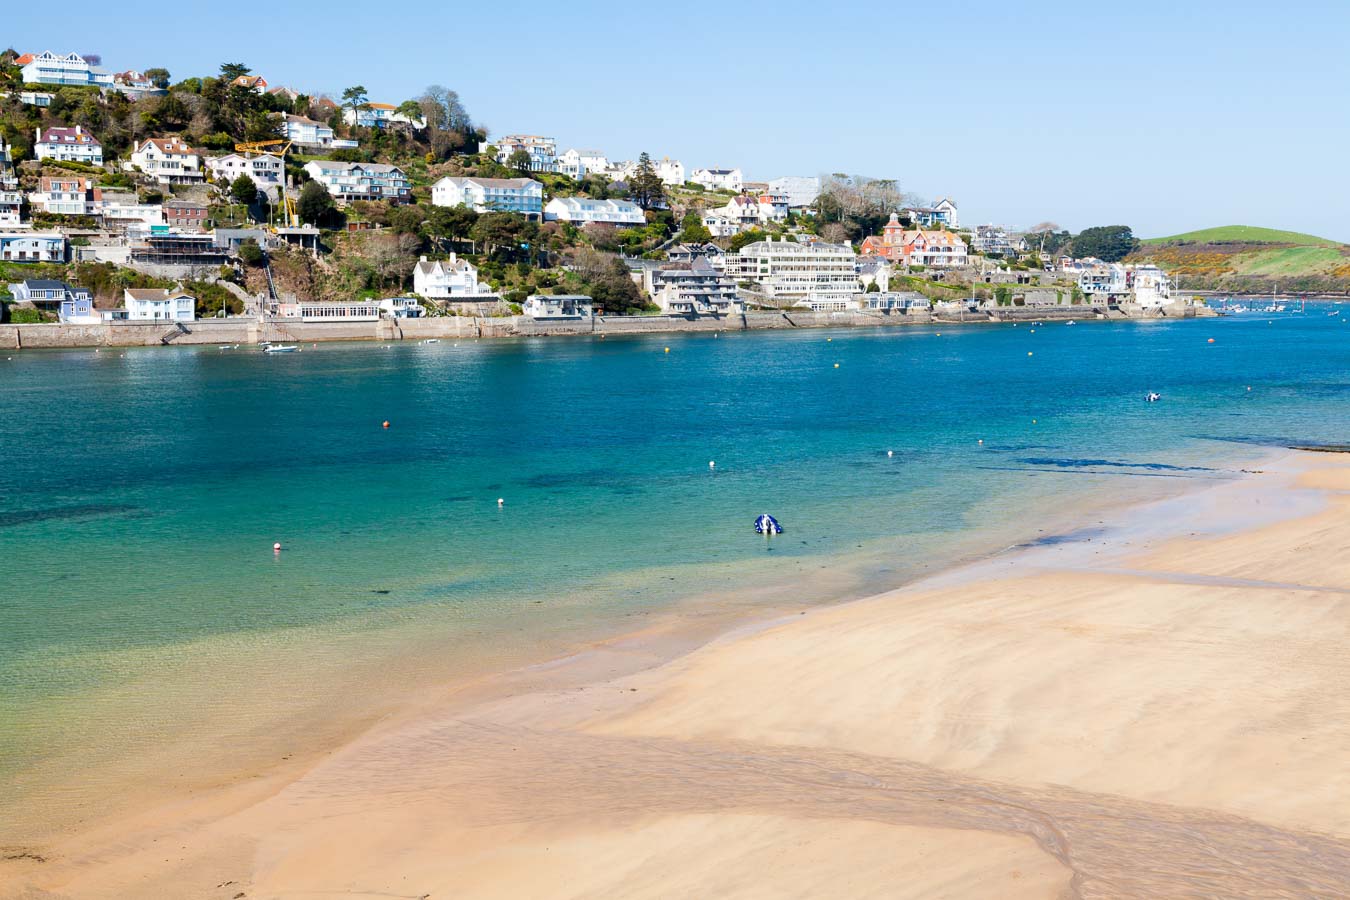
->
<box><xmin>754</xmin><ymin>514</ymin><xmax>783</xmax><ymax>535</ymax></box>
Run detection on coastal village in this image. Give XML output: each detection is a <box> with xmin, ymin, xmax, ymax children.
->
<box><xmin>0</xmin><ymin>49</ymin><xmax>1201</xmax><ymax>341</ymax></box>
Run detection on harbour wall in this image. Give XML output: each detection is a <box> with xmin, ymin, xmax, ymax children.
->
<box><xmin>2</xmin><ymin>304</ymin><xmax>1202</xmax><ymax>350</ymax></box>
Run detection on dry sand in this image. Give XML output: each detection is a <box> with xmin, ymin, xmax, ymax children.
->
<box><xmin>6</xmin><ymin>452</ymin><xmax>1349</xmax><ymax>899</ymax></box>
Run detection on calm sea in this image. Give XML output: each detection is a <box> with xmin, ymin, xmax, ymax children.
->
<box><xmin>2</xmin><ymin>310</ymin><xmax>1346</xmax><ymax>835</ymax></box>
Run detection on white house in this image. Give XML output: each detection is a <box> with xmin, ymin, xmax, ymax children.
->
<box><xmin>128</xmin><ymin>137</ymin><xmax>203</xmax><ymax>184</ymax></box>
<box><xmin>302</xmin><ymin>161</ymin><xmax>411</xmax><ymax>204</ymax></box>
<box><xmin>768</xmin><ymin>176</ymin><xmax>821</xmax><ymax>208</ymax></box>
<box><xmin>493</xmin><ymin>135</ymin><xmax>557</xmax><ymax>172</ymax></box>
<box><xmin>726</xmin><ymin>237</ymin><xmax>858</xmax><ymax>306</ymax></box>
<box><xmin>377</xmin><ymin>296</ymin><xmax>424</xmax><ymax>318</ymax></box>
<box><xmin>654</xmin><ymin>158</ymin><xmax>686</xmax><ymax>186</ymax></box>
<box><xmin>1079</xmin><ymin>262</ymin><xmax>1129</xmax><ymax>297</ymax></box>
<box><xmin>207</xmin><ymin>153</ymin><xmax>285</xmax><ymax>197</ymax></box>
<box><xmin>18</xmin><ymin>51</ymin><xmax>113</xmax><ymax>88</ymax></box>
<box><xmin>28</xmin><ymin>176</ymin><xmax>100</xmax><ymax>216</ymax></box>
<box><xmin>0</xmin><ymin>136</ymin><xmax>20</xmax><ymax>227</ymax></box>
<box><xmin>522</xmin><ymin>294</ymin><xmax>593</xmax><ymax>319</ymax></box>
<box><xmin>701</xmin><ymin>213</ymin><xmax>740</xmax><ymax>238</ymax></box>
<box><xmin>1130</xmin><ymin>265</ymin><xmax>1174</xmax><ymax>308</ymax></box>
<box><xmin>122</xmin><ymin>287</ymin><xmax>195</xmax><ymax>322</ymax></box>
<box><xmin>100</xmin><ymin>199</ymin><xmax>166</xmax><ymax>229</ymax></box>
<box><xmin>412</xmin><ymin>254</ymin><xmax>499</xmax><ymax>301</ymax></box>
<box><xmin>543</xmin><ymin>197</ymin><xmax>645</xmax><ymax>226</ymax></box>
<box><xmin>0</xmin><ymin>232</ymin><xmax>66</xmax><ymax>262</ymax></box>
<box><xmin>35</xmin><ymin>125</ymin><xmax>103</xmax><ymax>165</ymax></box>
<box><xmin>611</xmin><ymin>157</ymin><xmax>685</xmax><ymax>186</ymax></box>
<box><xmin>282</xmin><ymin>115</ymin><xmax>351</xmax><ymax>149</ymax></box>
<box><xmin>111</xmin><ymin>70</ymin><xmax>166</xmax><ymax>98</ymax></box>
<box><xmin>431</xmin><ymin>176</ymin><xmax>543</xmax><ymax>219</ymax></box>
<box><xmin>711</xmin><ymin>191</ymin><xmax>788</xmax><ymax>229</ymax></box>
<box><xmin>556</xmin><ymin>148</ymin><xmax>609</xmax><ymax>179</ymax></box>
<box><xmin>690</xmin><ymin>167</ymin><xmax>743</xmax><ymax>192</ymax></box>
<box><xmin>343</xmin><ymin>102</ymin><xmax>426</xmax><ymax>130</ymax></box>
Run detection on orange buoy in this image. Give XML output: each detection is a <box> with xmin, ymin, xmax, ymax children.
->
<box><xmin>1207</xmin><ymin>338</ymin><xmax>1215</xmax><ymax>344</ymax></box>
<box><xmin>382</xmin><ymin>420</ymin><xmax>390</xmax><ymax>429</ymax></box>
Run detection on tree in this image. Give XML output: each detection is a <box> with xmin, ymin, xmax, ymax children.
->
<box><xmin>229</xmin><ymin>174</ymin><xmax>258</xmax><ymax>207</ymax></box>
<box><xmin>679</xmin><ymin>210</ymin><xmax>712</xmax><ymax>243</ymax></box>
<box><xmin>1071</xmin><ymin>225</ymin><xmax>1138</xmax><ymax>262</ymax></box>
<box><xmin>395</xmin><ymin>100</ymin><xmax>424</xmax><ymax>124</ymax></box>
<box><xmin>627</xmin><ymin>152</ymin><xmax>665</xmax><ymax>210</ymax></box>
<box><xmin>342</xmin><ymin>85</ymin><xmax>369</xmax><ymax>115</ymax></box>
<box><xmin>423</xmin><ymin>204</ymin><xmax>479</xmax><ymax>251</ymax></box>
<box><xmin>813</xmin><ymin>174</ymin><xmax>904</xmax><ymax>242</ymax></box>
<box><xmin>236</xmin><ymin>237</ymin><xmax>264</xmax><ymax>267</ymax></box>
<box><xmin>298</xmin><ymin>180</ymin><xmax>334</xmax><ymax>226</ymax></box>
<box><xmin>143</xmin><ymin>67</ymin><xmax>171</xmax><ymax>89</ymax></box>
<box><xmin>387</xmin><ymin>204</ymin><xmax>427</xmax><ymax>236</ymax></box>
<box><xmin>418</xmin><ymin>84</ymin><xmax>472</xmax><ymax>132</ymax></box>
<box><xmin>1026</xmin><ymin>221</ymin><xmax>1062</xmax><ymax>255</ymax></box>
<box><xmin>728</xmin><ymin>228</ymin><xmax>767</xmax><ymax>253</ymax></box>
<box><xmin>470</xmin><ymin>211</ymin><xmax>537</xmax><ymax>259</ymax></box>
<box><xmin>506</xmin><ymin>148</ymin><xmax>532</xmax><ymax>173</ymax></box>
<box><xmin>219</xmin><ymin>62</ymin><xmax>251</xmax><ymax>82</ymax></box>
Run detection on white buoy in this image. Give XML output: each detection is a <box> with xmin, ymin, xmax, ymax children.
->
<box><xmin>978</xmin><ymin>439</ymin><xmax>984</xmax><ymax>445</ymax></box>
<box><xmin>709</xmin><ymin>460</ymin><xmax>715</xmax><ymax>469</ymax></box>
<box><xmin>497</xmin><ymin>498</ymin><xmax>504</xmax><ymax>507</ymax></box>
<box><xmin>273</xmin><ymin>542</ymin><xmax>282</xmax><ymax>552</ymax></box>
<box><xmin>887</xmin><ymin>450</ymin><xmax>893</xmax><ymax>457</ymax></box>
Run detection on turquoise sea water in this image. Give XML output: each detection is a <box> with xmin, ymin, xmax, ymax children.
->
<box><xmin>2</xmin><ymin>312</ymin><xmax>1347</xmax><ymax>832</ymax></box>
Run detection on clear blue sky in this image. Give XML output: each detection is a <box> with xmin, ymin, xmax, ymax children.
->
<box><xmin>10</xmin><ymin>0</ymin><xmax>1350</xmax><ymax>239</ymax></box>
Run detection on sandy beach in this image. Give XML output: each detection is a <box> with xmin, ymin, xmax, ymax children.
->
<box><xmin>5</xmin><ymin>449</ymin><xmax>1349</xmax><ymax>899</ymax></box>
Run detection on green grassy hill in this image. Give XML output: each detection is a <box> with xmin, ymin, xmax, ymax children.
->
<box><xmin>1129</xmin><ymin>226</ymin><xmax>1350</xmax><ymax>291</ymax></box>
<box><xmin>1142</xmin><ymin>225</ymin><xmax>1343</xmax><ymax>248</ymax></box>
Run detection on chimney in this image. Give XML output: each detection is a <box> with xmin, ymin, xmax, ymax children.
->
<box><xmin>75</xmin><ymin>125</ymin><xmax>82</xmax><ymax>135</ymax></box>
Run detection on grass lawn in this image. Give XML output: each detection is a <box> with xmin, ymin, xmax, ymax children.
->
<box><xmin>1142</xmin><ymin>225</ymin><xmax>1343</xmax><ymax>247</ymax></box>
<box><xmin>1228</xmin><ymin>246</ymin><xmax>1347</xmax><ymax>276</ymax></box>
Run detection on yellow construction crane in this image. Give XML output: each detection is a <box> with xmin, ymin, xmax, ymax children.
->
<box><xmin>233</xmin><ymin>140</ymin><xmax>298</xmax><ymax>228</ymax></box>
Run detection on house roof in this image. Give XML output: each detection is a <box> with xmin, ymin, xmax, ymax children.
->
<box><xmin>38</xmin><ymin>126</ymin><xmax>100</xmax><ymax>146</ymax></box>
<box><xmin>231</xmin><ymin>75</ymin><xmax>267</xmax><ymax>88</ymax></box>
<box><xmin>20</xmin><ymin>278</ymin><xmax>70</xmax><ymax>290</ymax></box>
<box><xmin>437</xmin><ymin>176</ymin><xmax>539</xmax><ymax>190</ymax></box>
<box><xmin>415</xmin><ymin>256</ymin><xmax>473</xmax><ymax>276</ymax></box>
<box><xmin>15</xmin><ymin>53</ymin><xmax>35</xmax><ymax>65</ymax></box>
<box><xmin>284</xmin><ymin>114</ymin><xmax>328</xmax><ymax>127</ymax></box>
<box><xmin>39</xmin><ymin>175</ymin><xmax>92</xmax><ymax>190</ymax></box>
<box><xmin>139</xmin><ymin>137</ymin><xmax>194</xmax><ymax>153</ymax></box>
<box><xmin>307</xmin><ymin>160</ymin><xmax>405</xmax><ymax>175</ymax></box>
<box><xmin>125</xmin><ymin>288</ymin><xmax>194</xmax><ymax>301</ymax></box>
<box><xmin>163</xmin><ymin>199</ymin><xmax>207</xmax><ymax>210</ymax></box>
<box><xmin>366</xmin><ymin>102</ymin><xmax>396</xmax><ymax>111</ymax></box>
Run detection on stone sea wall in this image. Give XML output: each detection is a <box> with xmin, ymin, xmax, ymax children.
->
<box><xmin>2</xmin><ymin>304</ymin><xmax>1202</xmax><ymax>351</ymax></box>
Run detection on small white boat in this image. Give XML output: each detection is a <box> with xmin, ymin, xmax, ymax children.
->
<box><xmin>1065</xmin><ymin>320</ymin><xmax>1076</xmax><ymax>326</ymax></box>
<box><xmin>423</xmin><ymin>339</ymin><xmax>440</xmax><ymax>344</ymax></box>
<box><xmin>264</xmin><ymin>345</ymin><xmax>299</xmax><ymax>353</ymax></box>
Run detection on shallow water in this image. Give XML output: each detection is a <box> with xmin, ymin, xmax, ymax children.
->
<box><xmin>2</xmin><ymin>311</ymin><xmax>1346</xmax><ymax>835</ymax></box>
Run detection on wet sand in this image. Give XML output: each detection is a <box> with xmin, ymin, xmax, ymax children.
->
<box><xmin>5</xmin><ymin>451</ymin><xmax>1349</xmax><ymax>899</ymax></box>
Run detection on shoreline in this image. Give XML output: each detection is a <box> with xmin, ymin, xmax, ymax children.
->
<box><xmin>0</xmin><ymin>436</ymin><xmax>1268</xmax><ymax>847</ymax></box>
<box><xmin>0</xmin><ymin>303</ymin><xmax>1211</xmax><ymax>351</ymax></box>
<box><xmin>7</xmin><ymin>445</ymin><xmax>1348</xmax><ymax>897</ymax></box>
